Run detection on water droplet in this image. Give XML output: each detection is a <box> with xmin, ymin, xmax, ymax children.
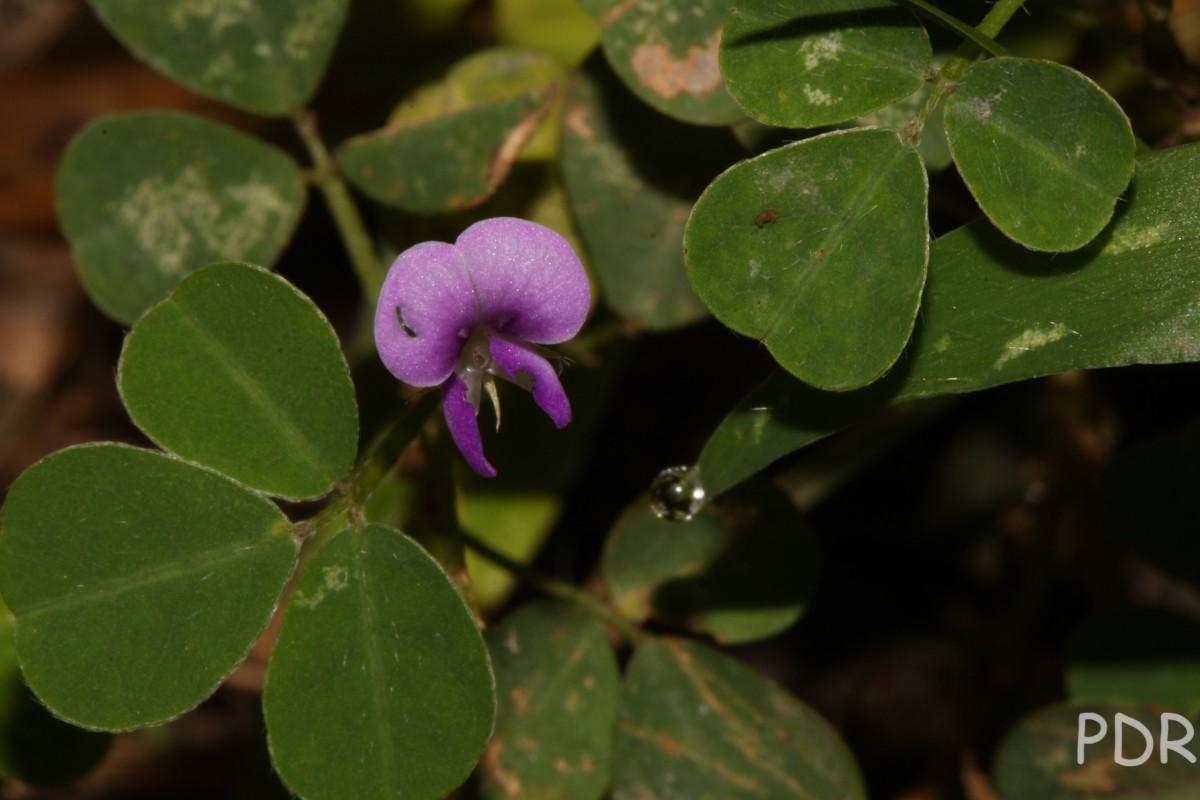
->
<box><xmin>649</xmin><ymin>465</ymin><xmax>705</xmax><ymax>522</ymax></box>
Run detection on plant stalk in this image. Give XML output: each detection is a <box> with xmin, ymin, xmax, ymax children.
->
<box><xmin>895</xmin><ymin>0</ymin><xmax>1008</xmax><ymax>56</ymax></box>
<box><xmin>457</xmin><ymin>527</ymin><xmax>646</xmax><ymax>643</ymax></box>
<box><xmin>426</xmin><ymin>430</ymin><xmax>480</xmax><ymax>617</ymax></box>
<box><xmin>290</xmin><ymin>109</ymin><xmax>385</xmax><ymax>301</ymax></box>
<box><xmin>295</xmin><ymin>392</ymin><xmax>440</xmax><ymax>574</ymax></box>
<box><xmin>909</xmin><ymin>0</ymin><xmax>1028</xmax><ymax>136</ymax></box>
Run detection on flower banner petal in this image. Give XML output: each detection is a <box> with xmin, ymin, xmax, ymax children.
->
<box><xmin>489</xmin><ymin>337</ymin><xmax>571</xmax><ymax>428</ymax></box>
<box><xmin>455</xmin><ymin>217</ymin><xmax>590</xmax><ymax>344</ymax></box>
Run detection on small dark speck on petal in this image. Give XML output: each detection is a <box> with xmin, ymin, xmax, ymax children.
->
<box><xmin>395</xmin><ymin>307</ymin><xmax>417</xmax><ymax>338</ymax></box>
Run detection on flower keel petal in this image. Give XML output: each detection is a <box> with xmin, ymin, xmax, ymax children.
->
<box><xmin>441</xmin><ymin>374</ymin><xmax>496</xmax><ymax>478</ymax></box>
<box><xmin>489</xmin><ymin>337</ymin><xmax>571</xmax><ymax>429</ymax></box>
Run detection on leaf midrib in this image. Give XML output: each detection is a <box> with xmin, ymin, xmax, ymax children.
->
<box><xmin>668</xmin><ymin>642</ymin><xmax>850</xmax><ymax>799</ymax></box>
<box><xmin>164</xmin><ymin>300</ymin><xmax>334</xmax><ymax>486</ymax></box>
<box><xmin>16</xmin><ymin>539</ymin><xmax>274</xmax><ymax>619</ymax></box>
<box><xmin>355</xmin><ymin>535</ymin><xmax>401</xmax><ymax>793</ymax></box>
<box><xmin>762</xmin><ymin>134</ymin><xmax>910</xmax><ymax>340</ymax></box>
<box><xmin>951</xmin><ymin>100</ymin><xmax>1118</xmax><ymax>201</ymax></box>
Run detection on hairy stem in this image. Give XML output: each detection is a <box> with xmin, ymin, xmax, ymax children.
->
<box><xmin>290</xmin><ymin>109</ymin><xmax>385</xmax><ymax>301</ymax></box>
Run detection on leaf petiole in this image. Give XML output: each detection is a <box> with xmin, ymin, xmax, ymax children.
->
<box><xmin>894</xmin><ymin>0</ymin><xmax>1008</xmax><ymax>57</ymax></box>
<box><xmin>909</xmin><ymin>0</ymin><xmax>1028</xmax><ymax>136</ymax></box>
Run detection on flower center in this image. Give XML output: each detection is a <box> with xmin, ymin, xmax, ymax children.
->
<box><xmin>455</xmin><ymin>328</ymin><xmax>505</xmax><ymax>429</ymax></box>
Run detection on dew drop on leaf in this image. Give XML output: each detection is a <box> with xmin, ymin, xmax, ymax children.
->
<box><xmin>648</xmin><ymin>465</ymin><xmax>705</xmax><ymax>522</ymax></box>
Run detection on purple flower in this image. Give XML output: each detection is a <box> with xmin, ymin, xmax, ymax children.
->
<box><xmin>375</xmin><ymin>217</ymin><xmax>591</xmax><ymax>477</ymax></box>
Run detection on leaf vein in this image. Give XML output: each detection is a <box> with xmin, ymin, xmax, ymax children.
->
<box><xmin>17</xmin><ymin>541</ymin><xmax>271</xmax><ymax>619</ymax></box>
<box><xmin>355</xmin><ymin>538</ymin><xmax>401</xmax><ymax>791</ymax></box>
<box><xmin>167</xmin><ymin>301</ymin><xmax>333</xmax><ymax>482</ymax></box>
<box><xmin>762</xmin><ymin>137</ymin><xmax>909</xmax><ymax>340</ymax></box>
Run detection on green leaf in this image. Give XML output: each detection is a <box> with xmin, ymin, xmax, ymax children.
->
<box><xmin>56</xmin><ymin>111</ymin><xmax>305</xmax><ymax>325</ymax></box>
<box><xmin>264</xmin><ymin>525</ymin><xmax>495</xmax><ymax>800</ymax></box>
<box><xmin>577</xmin><ymin>0</ymin><xmax>616</xmax><ymax>17</ymax></box>
<box><xmin>614</xmin><ymin>638</ymin><xmax>866</xmax><ymax>799</ymax></box>
<box><xmin>0</xmin><ymin>598</ymin><xmax>111</xmax><ymax>784</ymax></box>
<box><xmin>598</xmin><ymin>0</ymin><xmax>744</xmax><ymax>126</ymax></box>
<box><xmin>0</xmin><ymin>444</ymin><xmax>297</xmax><ymax>730</ymax></box>
<box><xmin>119</xmin><ymin>262</ymin><xmax>358</xmax><ymax>501</ymax></box>
<box><xmin>721</xmin><ymin>0</ymin><xmax>932</xmax><ymax>127</ymax></box>
<box><xmin>993</xmin><ymin>701</ymin><xmax>1200</xmax><ymax>799</ymax></box>
<box><xmin>337</xmin><ymin>49</ymin><xmax>561</xmax><ymax>212</ymax></box>
<box><xmin>495</xmin><ymin>0</ymin><xmax>600</xmax><ymax>66</ymax></box>
<box><xmin>88</xmin><ymin>0</ymin><xmax>348</xmax><ymax>115</ymax></box>
<box><xmin>602</xmin><ymin>481</ymin><xmax>819</xmax><ymax>643</ymax></box>
<box><xmin>562</xmin><ymin>55</ymin><xmax>742</xmax><ymax>330</ymax></box>
<box><xmin>478</xmin><ymin>601</ymin><xmax>619</xmax><ymax>800</ymax></box>
<box><xmin>697</xmin><ymin>141</ymin><xmax>1200</xmax><ymax>497</ymax></box>
<box><xmin>944</xmin><ymin>57</ymin><xmax>1135</xmax><ymax>252</ymax></box>
<box><xmin>382</xmin><ymin>162</ymin><xmax>585</xmax><ymax>273</ymax></box>
<box><xmin>1067</xmin><ymin>606</ymin><xmax>1200</xmax><ymax>717</ymax></box>
<box><xmin>686</xmin><ymin>127</ymin><xmax>929</xmax><ymax>390</ymax></box>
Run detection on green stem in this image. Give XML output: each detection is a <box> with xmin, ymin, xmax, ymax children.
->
<box><xmin>295</xmin><ymin>392</ymin><xmax>440</xmax><ymax>574</ymax></box>
<box><xmin>292</xmin><ymin>391</ymin><xmax>643</xmax><ymax>641</ymax></box>
<box><xmin>909</xmin><ymin>0</ymin><xmax>1027</xmax><ymax>135</ymax></box>
<box><xmin>290</xmin><ymin>109</ymin><xmax>385</xmax><ymax>301</ymax></box>
<box><xmin>355</xmin><ymin>391</ymin><xmax>441</xmax><ymax>500</ymax></box>
<box><xmin>895</xmin><ymin>0</ymin><xmax>1007</xmax><ymax>56</ymax></box>
<box><xmin>457</xmin><ymin>527</ymin><xmax>646</xmax><ymax>643</ymax></box>
<box><xmin>426</xmin><ymin>430</ymin><xmax>479</xmax><ymax>616</ymax></box>
<box><xmin>975</xmin><ymin>0</ymin><xmax>1028</xmax><ymax>40</ymax></box>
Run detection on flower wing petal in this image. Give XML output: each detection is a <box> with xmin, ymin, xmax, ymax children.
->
<box><xmin>455</xmin><ymin>217</ymin><xmax>590</xmax><ymax>344</ymax></box>
<box><xmin>489</xmin><ymin>337</ymin><xmax>571</xmax><ymax>429</ymax></box>
<box><xmin>375</xmin><ymin>241</ymin><xmax>477</xmax><ymax>387</ymax></box>
<box><xmin>441</xmin><ymin>374</ymin><xmax>496</xmax><ymax>478</ymax></box>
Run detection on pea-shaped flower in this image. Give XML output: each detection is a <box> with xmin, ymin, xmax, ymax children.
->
<box><xmin>375</xmin><ymin>217</ymin><xmax>590</xmax><ymax>477</ymax></box>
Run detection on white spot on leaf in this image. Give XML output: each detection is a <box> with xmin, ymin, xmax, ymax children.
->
<box><xmin>994</xmin><ymin>323</ymin><xmax>1075</xmax><ymax>369</ymax></box>
<box><xmin>293</xmin><ymin>564</ymin><xmax>351</xmax><ymax>609</ymax></box>
<box><xmin>749</xmin><ymin>408</ymin><xmax>770</xmax><ymax>444</ymax></box>
<box><xmin>117</xmin><ymin>168</ymin><xmax>292</xmax><ymax>279</ymax></box>
<box><xmin>202</xmin><ymin>51</ymin><xmax>237</xmax><ymax>84</ymax></box>
<box><xmin>800</xmin><ymin>33</ymin><xmax>843</xmax><ymax>71</ymax></box>
<box><xmin>285</xmin><ymin>0</ymin><xmax>341</xmax><ymax>61</ymax></box>
<box><xmin>119</xmin><ymin>167</ymin><xmax>215</xmax><ymax>277</ymax></box>
<box><xmin>803</xmin><ymin>84</ymin><xmax>836</xmax><ymax>107</ymax></box>
<box><xmin>323</xmin><ymin>565</ymin><xmax>350</xmax><ymax>591</ymax></box>
<box><xmin>1106</xmin><ymin>221</ymin><xmax>1170</xmax><ymax>256</ymax></box>
<box><xmin>170</xmin><ymin>0</ymin><xmax>254</xmax><ymax>35</ymax></box>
